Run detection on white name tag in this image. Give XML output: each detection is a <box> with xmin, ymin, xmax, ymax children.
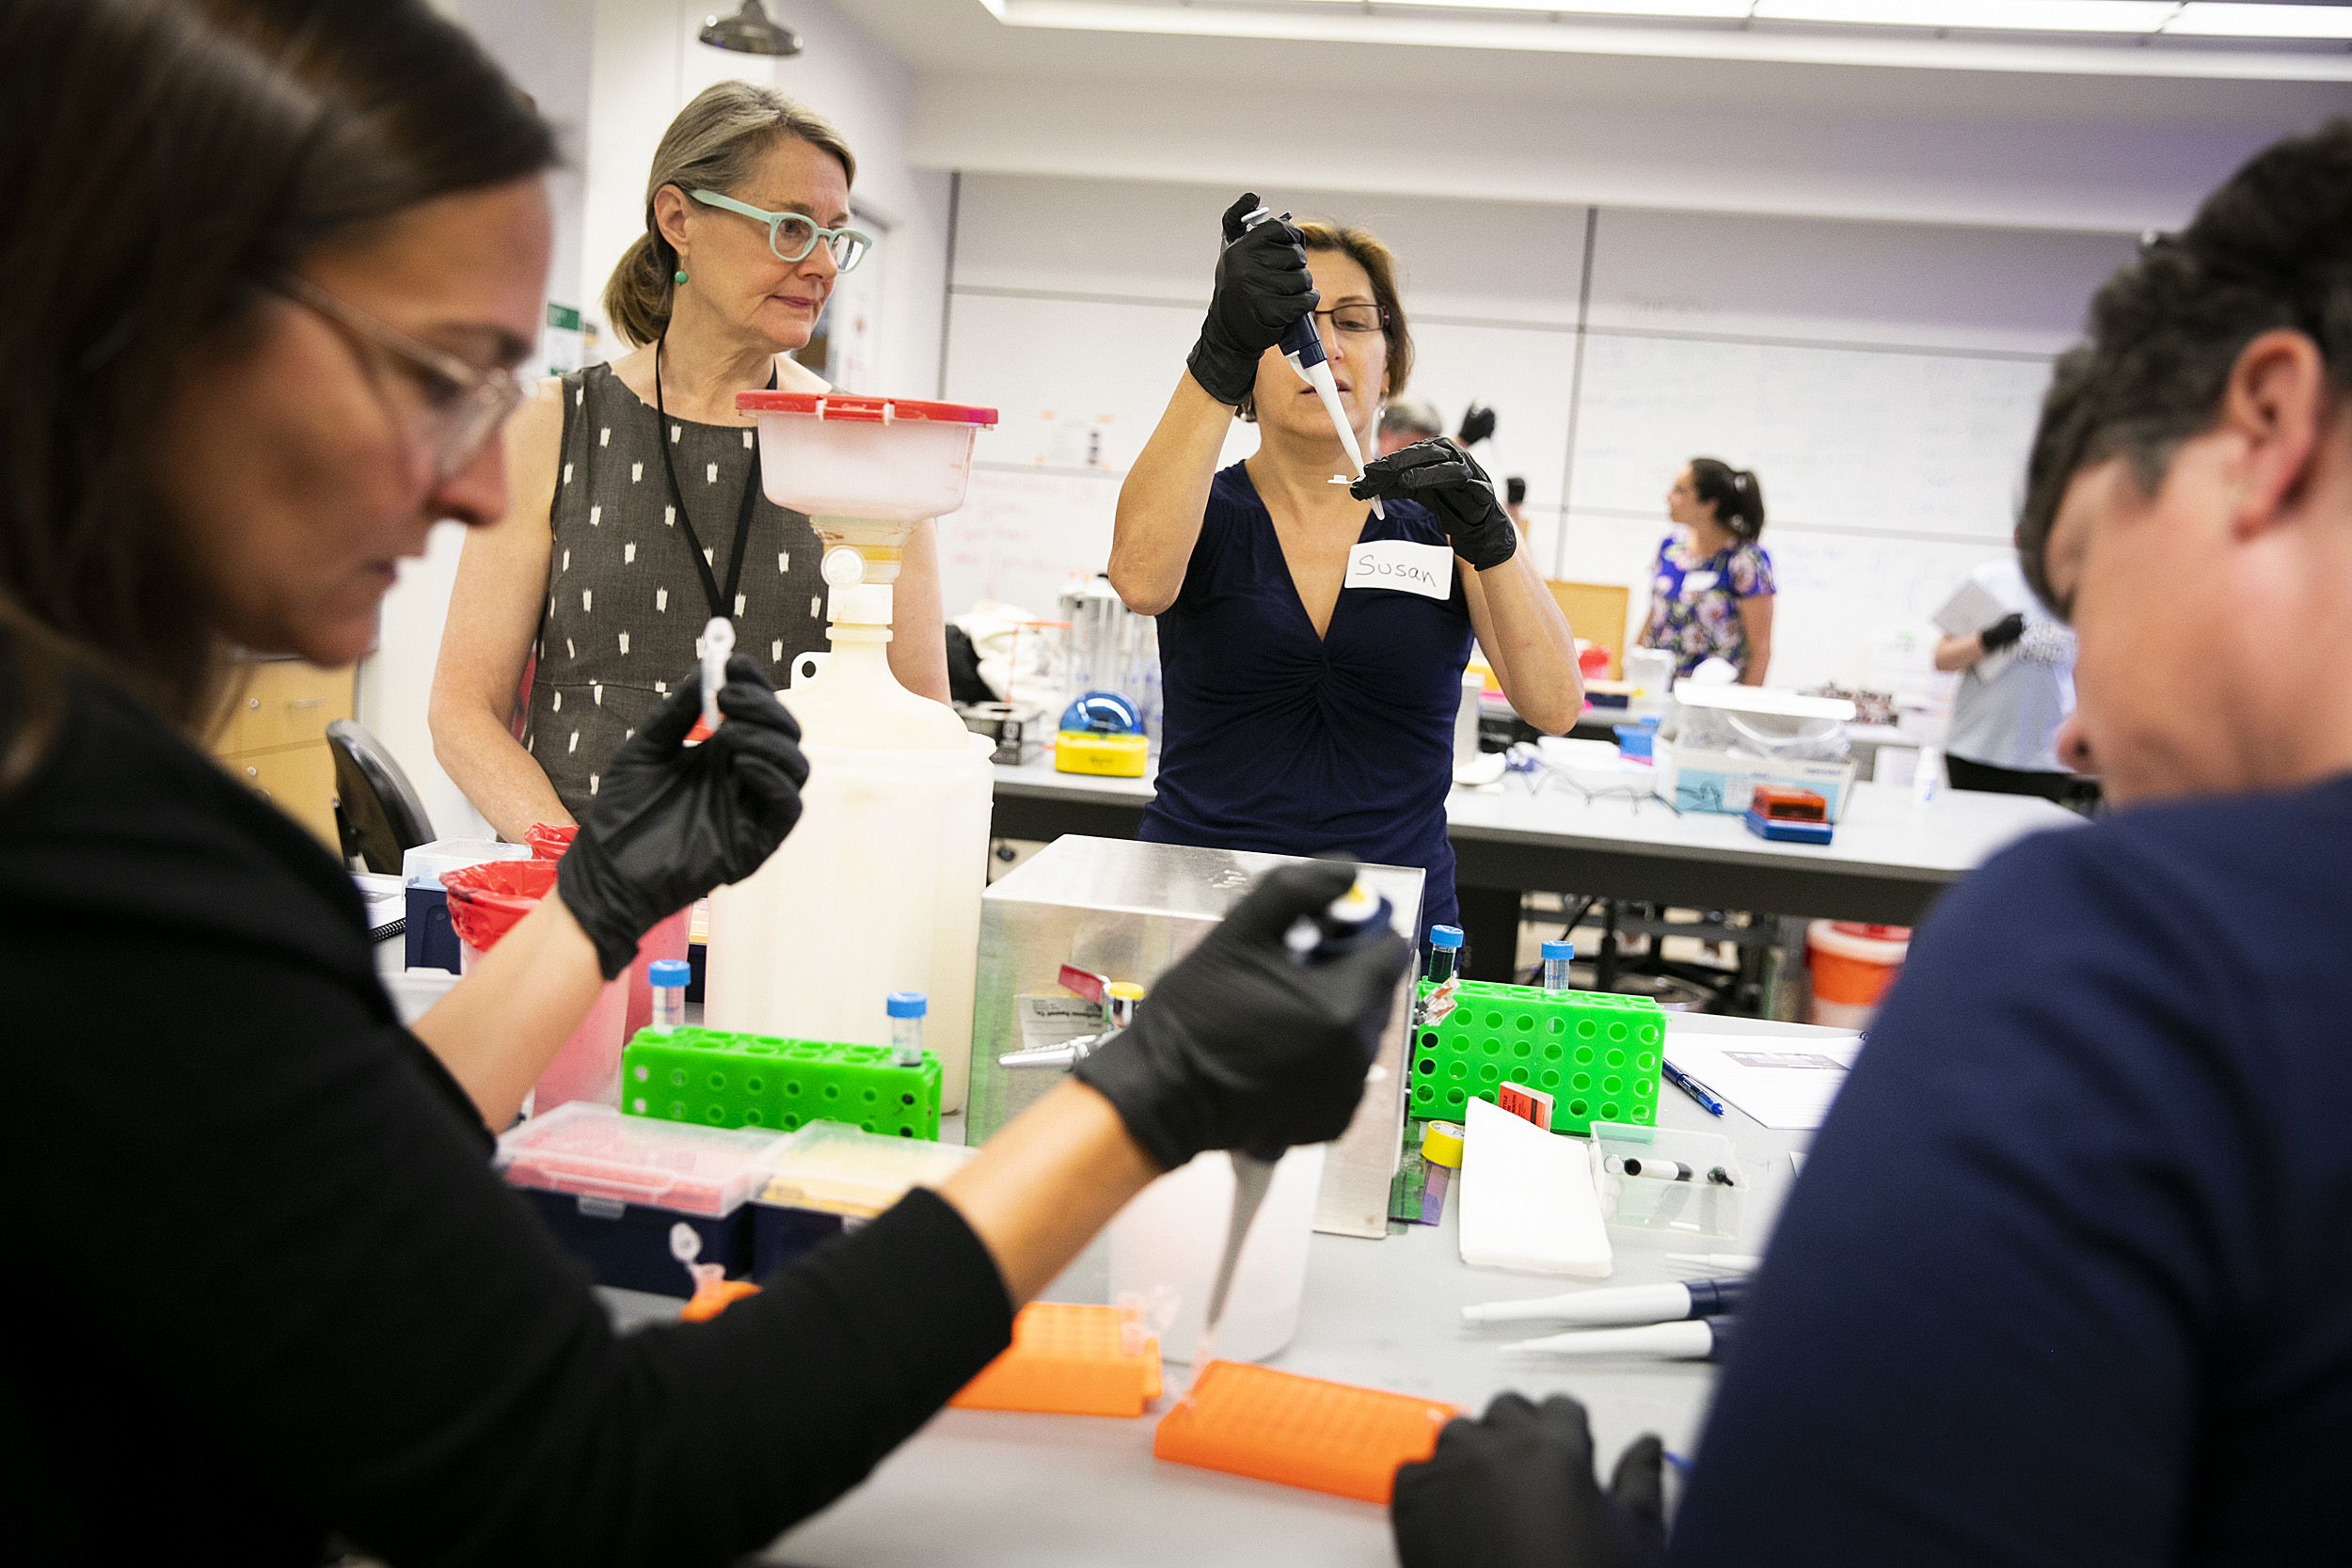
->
<box><xmin>1344</xmin><ymin>539</ymin><xmax>1454</xmax><ymax>601</ymax></box>
<box><xmin>1680</xmin><ymin>569</ymin><xmax>1719</xmax><ymax>599</ymax></box>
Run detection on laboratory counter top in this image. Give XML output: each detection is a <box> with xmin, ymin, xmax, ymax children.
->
<box><xmin>599</xmin><ymin>1014</ymin><xmax>1822</xmax><ymax>1567</ymax></box>
<box><xmin>988</xmin><ymin>755</ymin><xmax>2079</xmax><ymax>898</ymax></box>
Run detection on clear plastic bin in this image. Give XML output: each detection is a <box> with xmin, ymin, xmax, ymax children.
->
<box><xmin>751</xmin><ymin>1121</ymin><xmax>976</xmax><ymax>1219</ymax></box>
<box><xmin>1587</xmin><ymin>1120</ymin><xmax>1746</xmax><ymax>1246</ymax></box>
<box><xmin>496</xmin><ymin>1102</ymin><xmax>788</xmax><ymax>1217</ymax></box>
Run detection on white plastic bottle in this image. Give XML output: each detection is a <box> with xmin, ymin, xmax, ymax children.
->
<box><xmin>703</xmin><ymin>551</ymin><xmax>994</xmax><ymax>1110</ymax></box>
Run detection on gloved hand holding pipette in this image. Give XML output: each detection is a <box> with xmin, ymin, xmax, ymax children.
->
<box><xmin>556</xmin><ymin>655</ymin><xmax>808</xmax><ymax>978</ymax></box>
<box><xmin>1072</xmin><ymin>862</ymin><xmax>1410</xmax><ymax>1172</ymax></box>
<box><xmin>1353</xmin><ymin>436</ymin><xmax>1519</xmax><ymax>571</ymax></box>
<box><xmin>1393</xmin><ymin>1393</ymin><xmax>1667</xmax><ymax>1568</ymax></box>
<box><xmin>1186</xmin><ymin>193</ymin><xmax>1320</xmax><ymax>408</ymax></box>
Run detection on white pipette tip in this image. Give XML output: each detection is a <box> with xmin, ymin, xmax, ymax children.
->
<box><xmin>1502</xmin><ymin>1320</ymin><xmax>1718</xmax><ymax>1360</ymax></box>
<box><xmin>699</xmin><ymin>615</ymin><xmax>735</xmax><ymax>734</ymax></box>
<box><xmin>1668</xmin><ymin>1252</ymin><xmax>1762</xmax><ymax>1273</ymax></box>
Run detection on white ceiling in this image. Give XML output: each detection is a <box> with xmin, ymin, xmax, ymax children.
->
<box><xmin>844</xmin><ymin>0</ymin><xmax>2351</xmax><ymax>121</ymax></box>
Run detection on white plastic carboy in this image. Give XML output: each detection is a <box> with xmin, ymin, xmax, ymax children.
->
<box><xmin>703</xmin><ymin>392</ymin><xmax>1000</xmax><ymax>1111</ymax></box>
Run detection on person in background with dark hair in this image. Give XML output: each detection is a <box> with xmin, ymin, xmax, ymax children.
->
<box><xmin>1391</xmin><ymin>119</ymin><xmax>2352</xmax><ymax>1567</ymax></box>
<box><xmin>1112</xmin><ymin>198</ymin><xmax>1578</xmax><ymax>940</ymax></box>
<box><xmin>1637</xmin><ymin>458</ymin><xmax>1774</xmax><ymax>683</ymax></box>
<box><xmin>431</xmin><ymin>80</ymin><xmax>951</xmax><ymax>843</ymax></box>
<box><xmin>0</xmin><ymin>5</ymin><xmax>1407</xmax><ymax>1562</ymax></box>
<box><xmin>1932</xmin><ymin>553</ymin><xmax>2079</xmax><ymax>800</ymax></box>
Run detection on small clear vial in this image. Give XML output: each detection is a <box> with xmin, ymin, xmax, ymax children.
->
<box><xmin>1542</xmin><ymin>940</ymin><xmax>1576</xmax><ymax>992</ymax></box>
<box><xmin>887</xmin><ymin>990</ymin><xmax>927</xmax><ymax>1069</ymax></box>
<box><xmin>1424</xmin><ymin>925</ymin><xmax>1464</xmax><ymax>986</ymax></box>
<box><xmin>648</xmin><ymin>958</ymin><xmax>691</xmax><ymax>1031</ymax></box>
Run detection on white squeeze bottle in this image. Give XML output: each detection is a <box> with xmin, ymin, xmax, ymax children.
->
<box><xmin>702</xmin><ymin>547</ymin><xmax>993</xmax><ymax>1110</ymax></box>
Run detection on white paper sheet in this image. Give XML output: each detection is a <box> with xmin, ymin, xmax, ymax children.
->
<box><xmin>1457</xmin><ymin>1095</ymin><xmax>1613</xmax><ymax>1278</ymax></box>
<box><xmin>1663</xmin><ymin>1036</ymin><xmax>1863</xmax><ymax>1131</ymax></box>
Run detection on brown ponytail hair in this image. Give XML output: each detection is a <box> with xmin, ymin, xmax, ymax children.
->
<box><xmin>603</xmin><ymin>82</ymin><xmax>857</xmax><ymax>349</ymax></box>
<box><xmin>0</xmin><ymin>0</ymin><xmax>553</xmax><ymax>788</ymax></box>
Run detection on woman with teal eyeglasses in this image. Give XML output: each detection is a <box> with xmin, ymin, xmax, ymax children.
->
<box><xmin>434</xmin><ymin>81</ymin><xmax>951</xmax><ymax>840</ymax></box>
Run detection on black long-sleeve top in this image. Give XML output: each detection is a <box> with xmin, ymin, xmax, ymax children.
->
<box><xmin>0</xmin><ymin>674</ymin><xmax>1014</xmax><ymax>1564</ymax></box>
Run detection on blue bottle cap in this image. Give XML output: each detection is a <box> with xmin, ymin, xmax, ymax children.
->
<box><xmin>648</xmin><ymin>959</ymin><xmax>691</xmax><ymax>987</ymax></box>
<box><xmin>1541</xmin><ymin>941</ymin><xmax>1575</xmax><ymax>960</ymax></box>
<box><xmin>1428</xmin><ymin>925</ymin><xmax>1464</xmax><ymax>950</ymax></box>
<box><xmin>886</xmin><ymin>990</ymin><xmax>928</xmax><ymax>1019</ymax></box>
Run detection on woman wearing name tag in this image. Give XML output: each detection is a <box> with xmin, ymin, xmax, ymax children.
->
<box><xmin>1112</xmin><ymin>198</ymin><xmax>1579</xmax><ymax>936</ymax></box>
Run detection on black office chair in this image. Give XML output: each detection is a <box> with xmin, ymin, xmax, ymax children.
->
<box><xmin>326</xmin><ymin>719</ymin><xmax>436</xmax><ymax>874</ymax></box>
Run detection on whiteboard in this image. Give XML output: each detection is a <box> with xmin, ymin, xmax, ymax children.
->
<box><xmin>1567</xmin><ymin>333</ymin><xmax>2052</xmax><ymax>541</ymax></box>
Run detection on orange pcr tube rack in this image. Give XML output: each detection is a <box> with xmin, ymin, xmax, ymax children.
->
<box><xmin>1152</xmin><ymin>1362</ymin><xmax>1458</xmax><ymax>1504</ymax></box>
<box><xmin>949</xmin><ymin>1301</ymin><xmax>1163</xmax><ymax>1418</ymax></box>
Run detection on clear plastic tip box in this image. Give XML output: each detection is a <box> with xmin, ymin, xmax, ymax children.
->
<box><xmin>621</xmin><ymin>1025</ymin><xmax>942</xmax><ymax>1139</ymax></box>
<box><xmin>1408</xmin><ymin>981</ymin><xmax>1664</xmax><ymax>1135</ymax></box>
<box><xmin>495</xmin><ymin>1102</ymin><xmax>787</xmax><ymax>1296</ymax></box>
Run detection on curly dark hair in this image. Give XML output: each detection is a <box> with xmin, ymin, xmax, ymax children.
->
<box><xmin>2018</xmin><ymin>119</ymin><xmax>2352</xmax><ymax>616</ymax></box>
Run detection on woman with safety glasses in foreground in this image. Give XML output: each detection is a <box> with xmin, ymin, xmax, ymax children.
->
<box><xmin>431</xmin><ymin>81</ymin><xmax>953</xmax><ymax>843</ymax></box>
<box><xmin>1112</xmin><ymin>199</ymin><xmax>1581</xmax><ymax>941</ymax></box>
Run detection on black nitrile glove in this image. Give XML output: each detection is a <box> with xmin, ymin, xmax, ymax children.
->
<box><xmin>1456</xmin><ymin>402</ymin><xmax>1497</xmax><ymax>447</ymax></box>
<box><xmin>1186</xmin><ymin>192</ymin><xmax>1320</xmax><ymax>407</ymax></box>
<box><xmin>1352</xmin><ymin>437</ymin><xmax>1519</xmax><ymax>571</ymax></box>
<box><xmin>1394</xmin><ymin>1394</ymin><xmax>1666</xmax><ymax>1568</ymax></box>
<box><xmin>1979</xmin><ymin>611</ymin><xmax>2026</xmax><ymax>653</ymax></box>
<box><xmin>1506</xmin><ymin>475</ymin><xmax>1528</xmax><ymax>508</ymax></box>
<box><xmin>1073</xmin><ymin>862</ymin><xmax>1410</xmax><ymax>1172</ymax></box>
<box><xmin>556</xmin><ymin>655</ymin><xmax>808</xmax><ymax>978</ymax></box>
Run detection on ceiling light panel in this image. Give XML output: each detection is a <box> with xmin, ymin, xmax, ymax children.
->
<box><xmin>1284</xmin><ymin>0</ymin><xmax>1755</xmax><ymax>13</ymax></box>
<box><xmin>1753</xmin><ymin>1</ymin><xmax>2180</xmax><ymax>30</ymax></box>
<box><xmin>2169</xmin><ymin>3</ymin><xmax>2352</xmax><ymax>38</ymax></box>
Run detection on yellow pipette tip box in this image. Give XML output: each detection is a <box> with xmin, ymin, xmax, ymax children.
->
<box><xmin>1055</xmin><ymin>730</ymin><xmax>1148</xmax><ymax>777</ymax></box>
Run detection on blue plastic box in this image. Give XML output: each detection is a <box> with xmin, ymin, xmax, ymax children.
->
<box><xmin>496</xmin><ymin>1103</ymin><xmax>788</xmax><ymax>1298</ymax></box>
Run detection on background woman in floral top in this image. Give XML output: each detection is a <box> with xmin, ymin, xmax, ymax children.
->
<box><xmin>1638</xmin><ymin>456</ymin><xmax>1776</xmax><ymax>684</ymax></box>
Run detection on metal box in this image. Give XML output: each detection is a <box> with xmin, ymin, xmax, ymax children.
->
<box><xmin>966</xmin><ymin>836</ymin><xmax>1424</xmax><ymax>1240</ymax></box>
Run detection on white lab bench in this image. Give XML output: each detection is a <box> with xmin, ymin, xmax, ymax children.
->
<box><xmin>591</xmin><ymin>1014</ymin><xmax>1830</xmax><ymax>1567</ymax></box>
<box><xmin>985</xmin><ymin>756</ymin><xmax>2081</xmax><ymax>974</ymax></box>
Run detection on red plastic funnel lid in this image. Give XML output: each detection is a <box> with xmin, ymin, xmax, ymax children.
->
<box><xmin>735</xmin><ymin>390</ymin><xmax>998</xmax><ymax>427</ymax></box>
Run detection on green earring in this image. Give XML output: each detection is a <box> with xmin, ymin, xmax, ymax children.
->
<box><xmin>673</xmin><ymin>267</ymin><xmax>689</xmax><ymax>284</ymax></box>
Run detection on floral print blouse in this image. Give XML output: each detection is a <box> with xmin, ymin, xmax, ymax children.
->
<box><xmin>1639</xmin><ymin>534</ymin><xmax>1776</xmax><ymax>677</ymax></box>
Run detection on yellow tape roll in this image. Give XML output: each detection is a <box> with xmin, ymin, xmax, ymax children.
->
<box><xmin>1421</xmin><ymin>1119</ymin><xmax>1466</xmax><ymax>1169</ymax></box>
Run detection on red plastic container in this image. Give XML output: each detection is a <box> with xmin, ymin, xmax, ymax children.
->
<box><xmin>442</xmin><ymin>861</ymin><xmax>627</xmax><ymax>1111</ymax></box>
<box><xmin>522</xmin><ymin>824</ymin><xmax>691</xmax><ymax>1043</ymax></box>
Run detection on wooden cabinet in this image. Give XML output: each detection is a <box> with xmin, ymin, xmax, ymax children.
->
<box><xmin>210</xmin><ymin>659</ymin><xmax>354</xmax><ymax>851</ymax></box>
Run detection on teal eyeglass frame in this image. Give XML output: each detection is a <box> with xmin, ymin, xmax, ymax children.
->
<box><xmin>691</xmin><ymin>189</ymin><xmax>873</xmax><ymax>271</ymax></box>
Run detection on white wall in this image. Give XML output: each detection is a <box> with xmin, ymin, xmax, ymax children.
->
<box><xmin>935</xmin><ymin>172</ymin><xmax>2137</xmax><ymax>698</ymax></box>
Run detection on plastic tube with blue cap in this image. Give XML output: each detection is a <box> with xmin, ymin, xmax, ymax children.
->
<box><xmin>1541</xmin><ymin>939</ymin><xmax>1576</xmax><ymax>992</ymax></box>
<box><xmin>887</xmin><ymin>990</ymin><xmax>927</xmax><ymax>1069</ymax></box>
<box><xmin>1237</xmin><ymin>205</ymin><xmax>1381</xmax><ymax>518</ymax></box>
<box><xmin>648</xmin><ymin>958</ymin><xmax>691</xmax><ymax>1032</ymax></box>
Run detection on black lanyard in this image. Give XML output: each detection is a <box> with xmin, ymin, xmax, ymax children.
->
<box><xmin>653</xmin><ymin>337</ymin><xmax>775</xmax><ymax>624</ymax></box>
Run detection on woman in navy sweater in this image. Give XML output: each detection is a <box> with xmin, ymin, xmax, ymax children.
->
<box><xmin>1111</xmin><ymin>198</ymin><xmax>1580</xmax><ymax>934</ymax></box>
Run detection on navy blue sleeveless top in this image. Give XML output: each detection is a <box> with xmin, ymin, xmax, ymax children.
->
<box><xmin>1140</xmin><ymin>461</ymin><xmax>1473</xmax><ymax>931</ymax></box>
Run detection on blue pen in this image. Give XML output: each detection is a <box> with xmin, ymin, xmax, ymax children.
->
<box><xmin>1661</xmin><ymin>1059</ymin><xmax>1725</xmax><ymax>1117</ymax></box>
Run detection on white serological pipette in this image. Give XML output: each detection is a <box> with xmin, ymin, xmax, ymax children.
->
<box><xmin>699</xmin><ymin>614</ymin><xmax>735</xmax><ymax>735</ymax></box>
<box><xmin>1238</xmin><ymin>205</ymin><xmax>1382</xmax><ymax>518</ymax></box>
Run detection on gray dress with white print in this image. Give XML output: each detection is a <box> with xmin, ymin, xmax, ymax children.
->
<box><xmin>521</xmin><ymin>360</ymin><xmax>830</xmax><ymax>819</ymax></box>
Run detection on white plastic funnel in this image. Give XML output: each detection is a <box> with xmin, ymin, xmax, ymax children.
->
<box><xmin>738</xmin><ymin>391</ymin><xmax>999</xmax><ymax>587</ymax></box>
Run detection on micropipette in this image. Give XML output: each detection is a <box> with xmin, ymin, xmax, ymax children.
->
<box><xmin>699</xmin><ymin>615</ymin><xmax>735</xmax><ymax>735</ymax></box>
<box><xmin>1463</xmin><ymin>1275</ymin><xmax>1746</xmax><ymax>1327</ymax></box>
<box><xmin>1237</xmin><ymin>206</ymin><xmax>1382</xmax><ymax>519</ymax></box>
<box><xmin>1199</xmin><ymin>879</ymin><xmax>1393</xmax><ymax>1361</ymax></box>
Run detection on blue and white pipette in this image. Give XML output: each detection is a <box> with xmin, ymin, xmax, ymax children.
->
<box><xmin>1463</xmin><ymin>1275</ymin><xmax>1746</xmax><ymax>1326</ymax></box>
<box><xmin>1238</xmin><ymin>206</ymin><xmax>1382</xmax><ymax>519</ymax></box>
<box><xmin>1199</xmin><ymin>879</ymin><xmax>1394</xmax><ymax>1360</ymax></box>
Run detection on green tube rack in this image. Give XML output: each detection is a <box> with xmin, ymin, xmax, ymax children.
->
<box><xmin>1406</xmin><ymin>981</ymin><xmax>1664</xmax><ymax>1135</ymax></box>
<box><xmin>621</xmin><ymin>1026</ymin><xmax>942</xmax><ymax>1140</ymax></box>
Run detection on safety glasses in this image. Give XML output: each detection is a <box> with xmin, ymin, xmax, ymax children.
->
<box><xmin>273</xmin><ymin>272</ymin><xmax>525</xmax><ymax>481</ymax></box>
<box><xmin>691</xmin><ymin>189</ymin><xmax>872</xmax><ymax>272</ymax></box>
